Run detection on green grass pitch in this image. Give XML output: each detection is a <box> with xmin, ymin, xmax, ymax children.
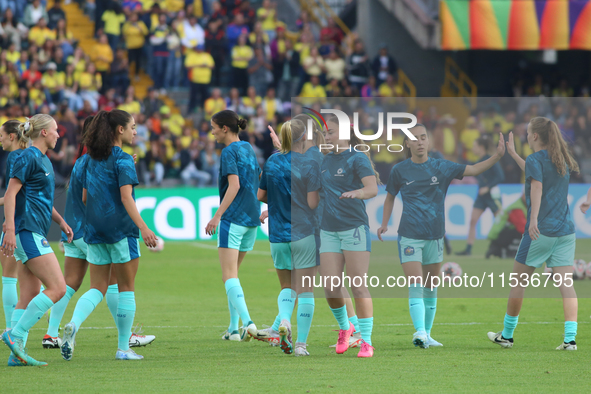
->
<box><xmin>3</xmin><ymin>239</ymin><xmax>591</xmax><ymax>392</ymax></box>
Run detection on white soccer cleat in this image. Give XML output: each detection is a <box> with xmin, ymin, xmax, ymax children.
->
<box><xmin>294</xmin><ymin>342</ymin><xmax>309</xmax><ymax>356</ymax></box>
<box><xmin>413</xmin><ymin>331</ymin><xmax>429</xmax><ymax>349</ymax></box>
<box><xmin>240</xmin><ymin>321</ymin><xmax>257</xmax><ymax>342</ymax></box>
<box><xmin>129</xmin><ymin>324</ymin><xmax>155</xmax><ymax>347</ymax></box>
<box><xmin>116</xmin><ymin>349</ymin><xmax>144</xmax><ymax>360</ymax></box>
<box><xmin>61</xmin><ymin>322</ymin><xmax>77</xmax><ymax>361</ymax></box>
<box><xmin>426</xmin><ymin>335</ymin><xmax>443</xmax><ymax>347</ymax></box>
<box><xmin>254</xmin><ymin>327</ymin><xmax>280</xmax><ymax>346</ymax></box>
<box><xmin>487</xmin><ymin>331</ymin><xmax>514</xmax><ymax>348</ymax></box>
<box><xmin>556</xmin><ymin>341</ymin><xmax>577</xmax><ymax>350</ymax></box>
<box><xmin>42</xmin><ymin>335</ymin><xmax>62</xmax><ymax>349</ymax></box>
<box><xmin>221</xmin><ymin>329</ymin><xmax>240</xmax><ymax>341</ymax></box>
<box><xmin>129</xmin><ymin>333</ymin><xmax>155</xmax><ymax>347</ymax></box>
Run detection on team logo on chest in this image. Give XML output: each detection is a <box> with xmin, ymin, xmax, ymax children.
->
<box><xmin>335</xmin><ymin>168</ymin><xmax>345</xmax><ymax>177</ymax></box>
<box><xmin>430</xmin><ymin>176</ymin><xmax>439</xmax><ymax>185</ymax></box>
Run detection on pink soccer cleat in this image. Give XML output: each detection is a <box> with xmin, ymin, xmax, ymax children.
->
<box><xmin>335</xmin><ymin>323</ymin><xmax>355</xmax><ymax>354</ymax></box>
<box><xmin>357</xmin><ymin>341</ymin><xmax>374</xmax><ymax>358</ymax></box>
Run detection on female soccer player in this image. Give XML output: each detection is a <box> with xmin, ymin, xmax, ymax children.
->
<box><xmin>60</xmin><ymin>109</ymin><xmax>157</xmax><ymax>361</ymax></box>
<box><xmin>293</xmin><ymin>114</ymin><xmax>364</xmax><ymax>349</ymax></box>
<box><xmin>258</xmin><ymin>119</ymin><xmax>320</xmax><ymax>356</ymax></box>
<box><xmin>42</xmin><ymin>117</ymin><xmax>93</xmax><ymax>349</ymax></box>
<box><xmin>43</xmin><ymin>116</ymin><xmax>155</xmax><ymax>349</ymax></box>
<box><xmin>0</xmin><ymin>120</ymin><xmax>27</xmax><ymax>331</ymax></box>
<box><xmin>1</xmin><ymin>114</ymin><xmax>73</xmax><ymax>366</ymax></box>
<box><xmin>457</xmin><ymin>135</ymin><xmax>505</xmax><ymax>256</ymax></box>
<box><xmin>320</xmin><ymin>117</ymin><xmax>379</xmax><ymax>358</ymax></box>
<box><xmin>378</xmin><ymin>124</ymin><xmax>505</xmax><ymax>349</ymax></box>
<box><xmin>205</xmin><ymin>110</ymin><xmax>265</xmax><ymax>342</ymax></box>
<box><xmin>487</xmin><ymin>117</ymin><xmax>579</xmax><ymax>350</ymax></box>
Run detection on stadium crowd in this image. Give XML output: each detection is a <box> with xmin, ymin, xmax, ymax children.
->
<box><xmin>0</xmin><ymin>0</ymin><xmax>588</xmax><ymax>187</ymax></box>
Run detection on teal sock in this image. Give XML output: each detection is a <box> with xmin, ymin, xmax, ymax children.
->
<box><xmin>271</xmin><ymin>314</ymin><xmax>281</xmax><ymax>331</ymax></box>
<box><xmin>71</xmin><ymin>288</ymin><xmax>104</xmax><ymax>329</ymax></box>
<box><xmin>224</xmin><ymin>278</ymin><xmax>251</xmax><ymax>326</ymax></box>
<box><xmin>409</xmin><ymin>283</ymin><xmax>425</xmax><ymax>332</ymax></box>
<box><xmin>10</xmin><ymin>309</ymin><xmax>27</xmax><ymax>346</ymax></box>
<box><xmin>358</xmin><ymin>317</ymin><xmax>373</xmax><ymax>346</ymax></box>
<box><xmin>228</xmin><ymin>297</ymin><xmax>239</xmax><ymax>332</ymax></box>
<box><xmin>2</xmin><ymin>277</ymin><xmax>18</xmax><ymax>329</ymax></box>
<box><xmin>117</xmin><ymin>292</ymin><xmax>136</xmax><ymax>351</ymax></box>
<box><xmin>349</xmin><ymin>315</ymin><xmax>359</xmax><ymax>334</ymax></box>
<box><xmin>564</xmin><ymin>321</ymin><xmax>577</xmax><ymax>343</ymax></box>
<box><xmin>11</xmin><ymin>292</ymin><xmax>54</xmax><ymax>338</ymax></box>
<box><xmin>330</xmin><ymin>305</ymin><xmax>350</xmax><ymax>330</ymax></box>
<box><xmin>47</xmin><ymin>285</ymin><xmax>76</xmax><ymax>337</ymax></box>
<box><xmin>106</xmin><ymin>285</ymin><xmax>119</xmax><ymax>323</ymax></box>
<box><xmin>423</xmin><ymin>286</ymin><xmax>437</xmax><ymax>335</ymax></box>
<box><xmin>296</xmin><ymin>294</ymin><xmax>314</xmax><ymax>343</ymax></box>
<box><xmin>277</xmin><ymin>288</ymin><xmax>296</xmax><ymax>323</ymax></box>
<box><xmin>502</xmin><ymin>313</ymin><xmax>518</xmax><ymax>339</ymax></box>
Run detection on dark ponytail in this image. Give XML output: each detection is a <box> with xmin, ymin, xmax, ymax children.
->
<box><xmin>211</xmin><ymin>110</ymin><xmax>247</xmax><ymax>134</ymax></box>
<box><xmin>77</xmin><ymin>115</ymin><xmax>94</xmax><ymax>159</ymax></box>
<box><xmin>83</xmin><ymin>109</ymin><xmax>132</xmax><ymax>160</ymax></box>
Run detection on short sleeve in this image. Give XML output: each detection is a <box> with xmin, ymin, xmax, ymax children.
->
<box><xmin>306</xmin><ymin>160</ymin><xmax>321</xmax><ymax>193</ymax></box>
<box><xmin>10</xmin><ymin>155</ymin><xmax>34</xmax><ymax>184</ymax></box>
<box><xmin>116</xmin><ymin>152</ymin><xmax>139</xmax><ymax>188</ymax></box>
<box><xmin>525</xmin><ymin>154</ymin><xmax>543</xmax><ymax>183</ymax></box>
<box><xmin>221</xmin><ymin>147</ymin><xmax>238</xmax><ymax>177</ymax></box>
<box><xmin>259</xmin><ymin>162</ymin><xmax>268</xmax><ymax>191</ymax></box>
<box><xmin>385</xmin><ymin>166</ymin><xmax>401</xmax><ymax>196</ymax></box>
<box><xmin>353</xmin><ymin>153</ymin><xmax>375</xmax><ymax>180</ymax></box>
<box><xmin>441</xmin><ymin>160</ymin><xmax>466</xmax><ymax>182</ymax></box>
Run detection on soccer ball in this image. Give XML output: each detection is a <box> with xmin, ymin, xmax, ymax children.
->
<box><xmin>573</xmin><ymin>259</ymin><xmax>586</xmax><ymax>280</ymax></box>
<box><xmin>441</xmin><ymin>262</ymin><xmax>462</xmax><ymax>283</ymax></box>
<box><xmin>58</xmin><ymin>241</ymin><xmax>65</xmax><ymax>254</ymax></box>
<box><xmin>543</xmin><ymin>266</ymin><xmax>552</xmax><ymax>275</ymax></box>
<box><xmin>148</xmin><ymin>237</ymin><xmax>165</xmax><ymax>253</ymax></box>
<box><xmin>586</xmin><ymin>262</ymin><xmax>591</xmax><ymax>279</ymax></box>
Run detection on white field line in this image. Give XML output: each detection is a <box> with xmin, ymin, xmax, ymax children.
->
<box><xmin>28</xmin><ymin>321</ymin><xmax>589</xmax><ymax>331</ymax></box>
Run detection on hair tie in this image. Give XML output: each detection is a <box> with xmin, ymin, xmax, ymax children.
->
<box><xmin>293</xmin><ymin>131</ymin><xmax>306</xmax><ymax>143</ymax></box>
<box><xmin>23</xmin><ymin>120</ymin><xmax>31</xmax><ymax>132</ymax></box>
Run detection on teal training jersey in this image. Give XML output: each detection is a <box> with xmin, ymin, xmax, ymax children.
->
<box><xmin>260</xmin><ymin>152</ymin><xmax>291</xmax><ymax>243</ymax></box>
<box><xmin>10</xmin><ymin>147</ymin><xmax>55</xmax><ymax>236</ymax></box>
<box><xmin>62</xmin><ymin>154</ymin><xmax>89</xmax><ymax>242</ymax></box>
<box><xmin>305</xmin><ymin>146</ymin><xmax>324</xmax><ymax>231</ymax></box>
<box><xmin>84</xmin><ymin>147</ymin><xmax>139</xmax><ymax>244</ymax></box>
<box><xmin>219</xmin><ymin>141</ymin><xmax>261</xmax><ymax>227</ymax></box>
<box><xmin>291</xmin><ymin>151</ymin><xmax>321</xmax><ymax>242</ymax></box>
<box><xmin>386</xmin><ymin>157</ymin><xmax>466</xmax><ymax>240</ymax></box>
<box><xmin>320</xmin><ymin>150</ymin><xmax>375</xmax><ymax>232</ymax></box>
<box><xmin>524</xmin><ymin>149</ymin><xmax>574</xmax><ymax>237</ymax></box>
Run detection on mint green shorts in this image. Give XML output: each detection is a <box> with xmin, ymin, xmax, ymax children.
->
<box><xmin>516</xmin><ymin>233</ymin><xmax>576</xmax><ymax>268</ymax></box>
<box><xmin>397</xmin><ymin>236</ymin><xmax>443</xmax><ymax>265</ymax></box>
<box><xmin>271</xmin><ymin>235</ymin><xmax>317</xmax><ymax>270</ymax></box>
<box><xmin>319</xmin><ymin>225</ymin><xmax>371</xmax><ymax>254</ymax></box>
<box><xmin>11</xmin><ymin>231</ymin><xmax>54</xmax><ymax>264</ymax></box>
<box><xmin>217</xmin><ymin>220</ymin><xmax>257</xmax><ymax>252</ymax></box>
<box><xmin>87</xmin><ymin>237</ymin><xmax>141</xmax><ymax>265</ymax></box>
<box><xmin>63</xmin><ymin>237</ymin><xmax>88</xmax><ymax>260</ymax></box>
